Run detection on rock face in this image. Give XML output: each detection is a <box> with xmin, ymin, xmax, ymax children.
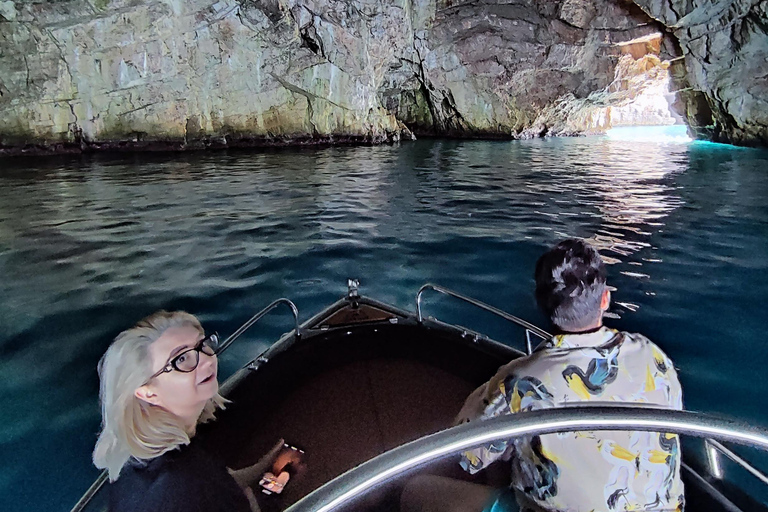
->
<box><xmin>0</xmin><ymin>0</ymin><xmax>414</xmax><ymax>151</ymax></box>
<box><xmin>383</xmin><ymin>0</ymin><xmax>679</xmax><ymax>139</ymax></box>
<box><xmin>632</xmin><ymin>0</ymin><xmax>768</xmax><ymax>146</ymax></box>
<box><xmin>0</xmin><ymin>0</ymin><xmax>763</xmax><ymax>152</ymax></box>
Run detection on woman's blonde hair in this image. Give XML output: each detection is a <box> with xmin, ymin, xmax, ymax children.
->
<box><xmin>93</xmin><ymin>310</ymin><xmax>227</xmax><ymax>481</ymax></box>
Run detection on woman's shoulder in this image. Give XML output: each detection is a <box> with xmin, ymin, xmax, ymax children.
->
<box><xmin>119</xmin><ymin>443</ymin><xmax>202</xmax><ymax>474</ymax></box>
<box><xmin>110</xmin><ymin>444</ymin><xmax>249</xmax><ymax>512</ymax></box>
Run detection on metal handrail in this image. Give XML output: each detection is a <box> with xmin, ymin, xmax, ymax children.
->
<box><xmin>708</xmin><ymin>438</ymin><xmax>768</xmax><ymax>485</ymax></box>
<box><xmin>216</xmin><ymin>298</ymin><xmax>300</xmax><ymax>355</ymax></box>
<box><xmin>286</xmin><ymin>407</ymin><xmax>768</xmax><ymax>512</ymax></box>
<box><xmin>416</xmin><ymin>283</ymin><xmax>551</xmax><ymax>353</ymax></box>
<box><xmin>70</xmin><ymin>470</ymin><xmax>108</xmax><ymax>512</ymax></box>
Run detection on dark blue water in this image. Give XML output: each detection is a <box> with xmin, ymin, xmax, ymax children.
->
<box><xmin>1</xmin><ymin>135</ymin><xmax>767</xmax><ymax>511</ymax></box>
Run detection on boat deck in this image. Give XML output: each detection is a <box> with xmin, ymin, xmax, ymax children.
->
<box><xmin>198</xmin><ymin>321</ymin><xmax>510</xmax><ymax>510</ymax></box>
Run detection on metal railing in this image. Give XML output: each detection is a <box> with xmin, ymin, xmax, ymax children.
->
<box><xmin>416</xmin><ymin>283</ymin><xmax>550</xmax><ymax>354</ymax></box>
<box><xmin>707</xmin><ymin>438</ymin><xmax>768</xmax><ymax>485</ymax></box>
<box><xmin>70</xmin><ymin>470</ymin><xmax>108</xmax><ymax>512</ymax></box>
<box><xmin>286</xmin><ymin>407</ymin><xmax>768</xmax><ymax>512</ymax></box>
<box><xmin>216</xmin><ymin>298</ymin><xmax>300</xmax><ymax>355</ymax></box>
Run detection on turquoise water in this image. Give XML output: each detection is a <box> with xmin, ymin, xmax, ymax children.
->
<box><xmin>1</xmin><ymin>137</ymin><xmax>767</xmax><ymax>511</ymax></box>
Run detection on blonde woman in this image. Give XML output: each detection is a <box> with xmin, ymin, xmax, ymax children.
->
<box><xmin>94</xmin><ymin>310</ymin><xmax>281</xmax><ymax>512</ymax></box>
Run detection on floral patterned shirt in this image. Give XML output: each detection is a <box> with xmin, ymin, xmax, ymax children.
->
<box><xmin>459</xmin><ymin>327</ymin><xmax>684</xmax><ymax>512</ymax></box>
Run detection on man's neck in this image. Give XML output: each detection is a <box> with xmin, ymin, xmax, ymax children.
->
<box><xmin>570</xmin><ymin>323</ymin><xmax>603</xmax><ymax>334</ymax></box>
<box><xmin>556</xmin><ymin>317</ymin><xmax>604</xmax><ymax>335</ymax></box>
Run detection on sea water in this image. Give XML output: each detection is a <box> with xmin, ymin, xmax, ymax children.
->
<box><xmin>1</xmin><ymin>136</ymin><xmax>767</xmax><ymax>511</ymax></box>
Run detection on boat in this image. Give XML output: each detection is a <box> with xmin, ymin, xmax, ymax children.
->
<box><xmin>72</xmin><ymin>280</ymin><xmax>768</xmax><ymax>512</ymax></box>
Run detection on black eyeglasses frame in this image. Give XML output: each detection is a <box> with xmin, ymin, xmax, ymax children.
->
<box><xmin>147</xmin><ymin>332</ymin><xmax>220</xmax><ymax>381</ymax></box>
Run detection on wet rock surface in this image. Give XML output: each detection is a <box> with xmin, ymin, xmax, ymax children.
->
<box><xmin>0</xmin><ymin>0</ymin><xmax>414</xmax><ymax>154</ymax></box>
<box><xmin>632</xmin><ymin>0</ymin><xmax>768</xmax><ymax>146</ymax></box>
<box><xmin>0</xmin><ymin>0</ymin><xmax>764</xmax><ymax>153</ymax></box>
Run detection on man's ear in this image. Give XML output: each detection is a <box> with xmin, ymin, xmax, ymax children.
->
<box><xmin>601</xmin><ymin>289</ymin><xmax>611</xmax><ymax>311</ymax></box>
<box><xmin>135</xmin><ymin>385</ymin><xmax>160</xmax><ymax>406</ymax></box>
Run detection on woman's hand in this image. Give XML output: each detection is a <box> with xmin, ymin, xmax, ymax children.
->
<box><xmin>254</xmin><ymin>438</ymin><xmax>287</xmax><ymax>476</ymax></box>
<box><xmin>228</xmin><ymin>438</ymin><xmax>285</xmax><ymax>490</ymax></box>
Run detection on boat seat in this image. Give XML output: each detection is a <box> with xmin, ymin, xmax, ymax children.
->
<box><xmin>198</xmin><ymin>324</ymin><xmax>508</xmax><ymax>510</ymax></box>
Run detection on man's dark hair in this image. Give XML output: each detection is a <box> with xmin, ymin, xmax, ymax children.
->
<box><xmin>534</xmin><ymin>239</ymin><xmax>607</xmax><ymax>331</ymax></box>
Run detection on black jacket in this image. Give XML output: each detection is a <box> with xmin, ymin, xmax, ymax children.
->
<box><xmin>110</xmin><ymin>442</ymin><xmax>250</xmax><ymax>512</ymax></box>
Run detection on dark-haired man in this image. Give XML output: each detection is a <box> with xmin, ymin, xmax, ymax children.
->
<box><xmin>455</xmin><ymin>239</ymin><xmax>684</xmax><ymax>512</ymax></box>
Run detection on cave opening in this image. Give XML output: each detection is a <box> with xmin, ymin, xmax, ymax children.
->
<box><xmin>601</xmin><ymin>31</ymin><xmax>691</xmax><ymax>142</ymax></box>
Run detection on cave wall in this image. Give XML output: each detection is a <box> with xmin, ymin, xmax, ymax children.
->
<box><xmin>0</xmin><ymin>0</ymin><xmax>415</xmax><ymax>150</ymax></box>
<box><xmin>631</xmin><ymin>0</ymin><xmax>767</xmax><ymax>146</ymax></box>
<box><xmin>383</xmin><ymin>0</ymin><xmax>679</xmax><ymax>138</ymax></box>
<box><xmin>0</xmin><ymin>0</ymin><xmax>763</xmax><ymax>152</ymax></box>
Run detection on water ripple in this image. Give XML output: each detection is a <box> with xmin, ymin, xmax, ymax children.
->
<box><xmin>1</xmin><ymin>138</ymin><xmax>768</xmax><ymax>511</ymax></box>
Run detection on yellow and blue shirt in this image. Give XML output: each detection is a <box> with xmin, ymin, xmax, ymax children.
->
<box><xmin>459</xmin><ymin>327</ymin><xmax>684</xmax><ymax>512</ymax></box>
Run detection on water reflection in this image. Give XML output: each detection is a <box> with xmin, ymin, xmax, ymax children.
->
<box><xmin>0</xmin><ymin>139</ymin><xmax>691</xmax><ymax>339</ymax></box>
<box><xmin>586</xmin><ymin>140</ymin><xmax>685</xmax><ymax>259</ymax></box>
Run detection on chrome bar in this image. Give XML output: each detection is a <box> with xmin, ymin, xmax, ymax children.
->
<box><xmin>416</xmin><ymin>283</ymin><xmax>551</xmax><ymax>345</ymax></box>
<box><xmin>70</xmin><ymin>470</ymin><xmax>108</xmax><ymax>512</ymax></box>
<box><xmin>286</xmin><ymin>407</ymin><xmax>768</xmax><ymax>512</ymax></box>
<box><xmin>525</xmin><ymin>330</ymin><xmax>534</xmax><ymax>355</ymax></box>
<box><xmin>681</xmin><ymin>461</ymin><xmax>742</xmax><ymax>512</ymax></box>
<box><xmin>707</xmin><ymin>439</ymin><xmax>724</xmax><ymax>479</ymax></box>
<box><xmin>217</xmin><ymin>298</ymin><xmax>300</xmax><ymax>355</ymax></box>
<box><xmin>708</xmin><ymin>439</ymin><xmax>768</xmax><ymax>486</ymax></box>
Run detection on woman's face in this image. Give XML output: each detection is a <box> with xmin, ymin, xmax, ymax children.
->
<box><xmin>138</xmin><ymin>324</ymin><xmax>219</xmax><ymax>422</ymax></box>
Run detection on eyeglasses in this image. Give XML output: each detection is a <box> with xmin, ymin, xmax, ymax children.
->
<box><xmin>148</xmin><ymin>333</ymin><xmax>220</xmax><ymax>380</ymax></box>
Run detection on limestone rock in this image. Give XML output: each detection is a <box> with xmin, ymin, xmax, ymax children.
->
<box><xmin>560</xmin><ymin>0</ymin><xmax>597</xmax><ymax>29</ymax></box>
<box><xmin>631</xmin><ymin>0</ymin><xmax>768</xmax><ymax>146</ymax></box>
<box><xmin>0</xmin><ymin>0</ymin><xmax>412</xmax><ymax>152</ymax></box>
<box><xmin>0</xmin><ymin>0</ymin><xmax>764</xmax><ymax>152</ymax></box>
<box><xmin>521</xmin><ymin>53</ymin><xmax>681</xmax><ymax>138</ymax></box>
<box><xmin>0</xmin><ymin>1</ymin><xmax>17</xmax><ymax>21</ymax></box>
<box><xmin>387</xmin><ymin>0</ymin><xmax>677</xmax><ymax>138</ymax></box>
